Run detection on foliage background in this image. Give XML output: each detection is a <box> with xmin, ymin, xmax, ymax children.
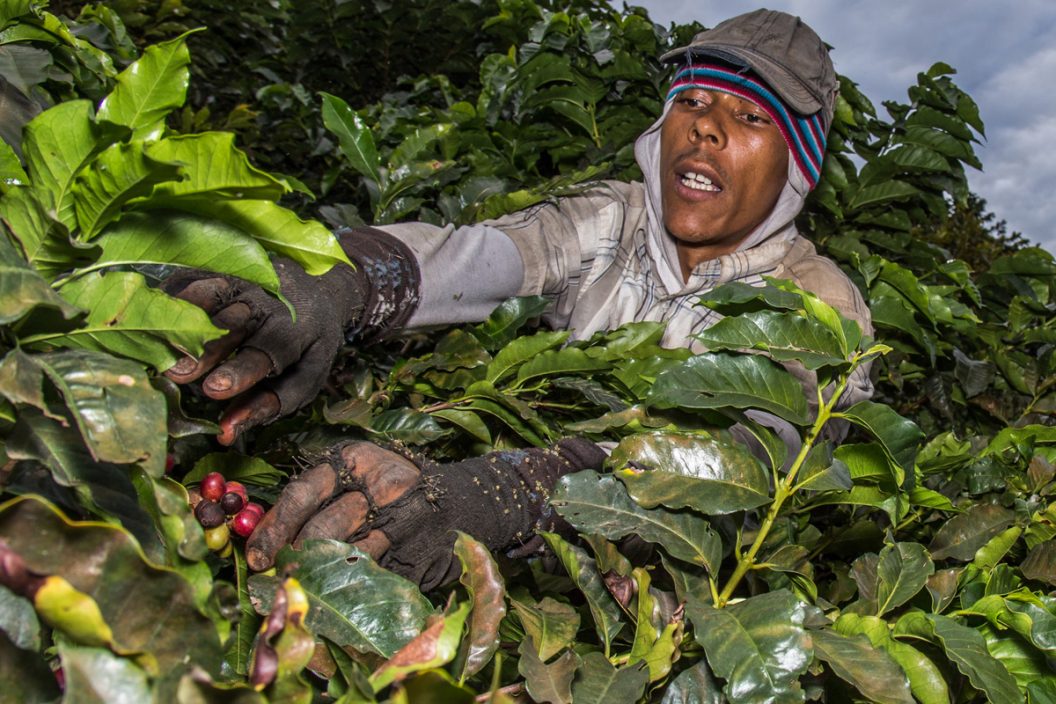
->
<box><xmin>1</xmin><ymin>1</ymin><xmax>1055</xmax><ymax>703</ymax></box>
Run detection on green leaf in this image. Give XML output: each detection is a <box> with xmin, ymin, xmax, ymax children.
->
<box><xmin>39</xmin><ymin>271</ymin><xmax>224</xmax><ymax>370</ymax></box>
<box><xmin>812</xmin><ymin>629</ymin><xmax>914</xmax><ymax>704</ymax></box>
<box><xmin>145</xmin><ymin>196</ymin><xmax>351</xmax><ymax>276</ymax></box>
<box><xmin>22</xmin><ymin>100</ymin><xmax>101</xmax><ymax>228</ymax></box>
<box><xmin>144</xmin><ymin>133</ymin><xmax>285</xmax><ymax>201</ymax></box>
<box><xmin>369</xmin><ymin>408</ymin><xmax>448</xmax><ymax>444</ymax></box>
<box><xmin>0</xmin><ymin>584</ymin><xmax>39</xmax><ymax>651</ymax></box>
<box><xmin>96</xmin><ymin>33</ymin><xmax>195</xmax><ymax>141</ymax></box>
<box><xmin>183</xmin><ymin>452</ymin><xmax>286</xmax><ymax>487</ymax></box>
<box><xmin>58</xmin><ymin>643</ymin><xmax>153</xmax><ymax>702</ymax></box>
<box><xmin>453</xmin><ymin>532</ymin><xmax>506</xmax><ymax>679</ymax></box>
<box><xmin>835</xmin><ymin>401</ymin><xmax>922</xmax><ymax>483</ymax></box>
<box><xmin>834</xmin><ymin>613</ymin><xmax>948</xmax><ymax>704</ymax></box>
<box><xmin>431</xmin><ymin>408</ymin><xmax>493</xmax><ymax>444</ymax></box>
<box><xmin>659</xmin><ymin>660</ymin><xmax>724</xmax><ymax>704</ymax></box>
<box><xmin>795</xmin><ymin>442</ymin><xmax>853</xmax><ymax>492</ymax></box>
<box><xmin>628</xmin><ymin>568</ymin><xmax>682</xmax><ymax>681</ymax></box>
<box><xmin>472</xmin><ymin>295</ymin><xmax>549</xmax><ymax>350</ymax></box>
<box><xmin>686</xmin><ymin>590</ymin><xmax>812</xmax><ymax>703</ymax></box>
<box><xmin>486</xmin><ymin>330</ymin><xmax>568</xmax><ymax>383</ymax></box>
<box><xmin>0</xmin><ymin>230</ymin><xmax>79</xmax><ymax>323</ymax></box>
<box><xmin>93</xmin><ymin>211</ymin><xmax>280</xmax><ymax>294</ymax></box>
<box><xmin>894</xmin><ymin>612</ymin><xmax>1020</xmax><ymax>704</ymax></box>
<box><xmin>10</xmin><ymin>350</ymin><xmax>166</xmax><ymax>471</ymax></box>
<box><xmin>369</xmin><ymin>600</ymin><xmax>471</xmax><ymax>691</ymax></box>
<box><xmin>320</xmin><ymin>92</ymin><xmax>381</xmax><ymax>184</ymax></box>
<box><xmin>849</xmin><ymin>180</ymin><xmax>921</xmax><ymax>209</ymax></box>
<box><xmin>552</xmin><ymin>471</ymin><xmax>723</xmax><ymax>572</ymax></box>
<box><xmin>1021</xmin><ymin>541</ymin><xmax>1056</xmax><ymax>586</ymax></box>
<box><xmin>875</xmin><ymin>542</ymin><xmax>935</xmax><ymax>616</ymax></box>
<box><xmin>0</xmin><ymin>630</ymin><xmax>59</xmax><ymax>704</ymax></box>
<box><xmin>698</xmin><ymin>281</ymin><xmax>804</xmax><ymax>315</ymax></box>
<box><xmin>541</xmin><ymin>532</ymin><xmax>624</xmax><ymax>655</ymax></box>
<box><xmin>248</xmin><ymin>541</ymin><xmax>432</xmax><ymax>658</ymax></box>
<box><xmin>0</xmin><ymin>137</ymin><xmax>27</xmax><ymax>189</ymax></box>
<box><xmin>570</xmin><ymin>653</ymin><xmax>648</xmax><ymax>704</ymax></box>
<box><xmin>72</xmin><ymin>141</ymin><xmax>182</xmax><ymax>239</ymax></box>
<box><xmin>0</xmin><ymin>496</ymin><xmax>223</xmax><ymax>675</ymax></box>
<box><xmin>517</xmin><ymin>637</ymin><xmax>578</xmax><ymax>704</ymax></box>
<box><xmin>647</xmin><ymin>352</ymin><xmax>810</xmax><ymax>426</ymax></box>
<box><xmin>973</xmin><ymin>526</ymin><xmax>1023</xmax><ymax>571</ymax></box>
<box><xmin>929</xmin><ymin>503</ymin><xmax>1016</xmax><ymax>562</ymax></box>
<box><xmin>510</xmin><ymin>596</ymin><xmax>579</xmax><ymax>662</ymax></box>
<box><xmin>977</xmin><ymin>622</ymin><xmax>1056</xmax><ymax>694</ymax></box>
<box><xmin>609</xmin><ymin>431</ymin><xmax>770</xmax><ymax>514</ymax></box>
<box><xmin>695</xmin><ymin>309</ymin><xmax>849</xmax><ymax>370</ymax></box>
<box><xmin>514</xmin><ymin>346</ymin><xmax>610</xmax><ymax>385</ymax></box>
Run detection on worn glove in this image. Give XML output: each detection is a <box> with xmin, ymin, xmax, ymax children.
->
<box><xmin>163</xmin><ymin>227</ymin><xmax>420</xmax><ymax>444</ymax></box>
<box><xmin>245</xmin><ymin>438</ymin><xmax>607</xmax><ymax>591</ymax></box>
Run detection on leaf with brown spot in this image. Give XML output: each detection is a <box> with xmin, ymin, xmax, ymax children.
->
<box><xmin>453</xmin><ymin>532</ymin><xmax>506</xmax><ymax>679</ymax></box>
<box><xmin>369</xmin><ymin>600</ymin><xmax>470</xmax><ymax>692</ymax></box>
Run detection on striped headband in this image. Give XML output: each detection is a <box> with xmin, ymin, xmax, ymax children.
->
<box><xmin>667</xmin><ymin>63</ymin><xmax>827</xmax><ymax>189</ymax></box>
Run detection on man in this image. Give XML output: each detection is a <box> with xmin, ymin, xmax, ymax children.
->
<box><xmin>165</xmin><ymin>9</ymin><xmax>872</xmax><ymax>589</ymax></box>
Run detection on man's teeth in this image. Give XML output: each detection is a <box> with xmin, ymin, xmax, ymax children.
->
<box><xmin>680</xmin><ymin>171</ymin><xmax>720</xmax><ymax>191</ymax></box>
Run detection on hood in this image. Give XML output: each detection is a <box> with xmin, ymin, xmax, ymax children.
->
<box><xmin>632</xmin><ymin>101</ymin><xmax>812</xmax><ymax>295</ymax></box>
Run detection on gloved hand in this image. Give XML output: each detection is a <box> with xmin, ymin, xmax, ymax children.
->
<box><xmin>246</xmin><ymin>438</ymin><xmax>607</xmax><ymax>591</ymax></box>
<box><xmin>163</xmin><ymin>227</ymin><xmax>420</xmax><ymax>445</ymax></box>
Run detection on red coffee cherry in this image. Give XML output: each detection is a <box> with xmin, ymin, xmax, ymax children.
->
<box><xmin>200</xmin><ymin>472</ymin><xmax>226</xmax><ymax>503</ymax></box>
<box><xmin>230</xmin><ymin>507</ymin><xmax>261</xmax><ymax>538</ymax></box>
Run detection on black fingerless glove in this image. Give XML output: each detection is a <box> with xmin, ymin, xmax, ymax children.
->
<box><xmin>367</xmin><ymin>438</ymin><xmax>607</xmax><ymax>591</ymax></box>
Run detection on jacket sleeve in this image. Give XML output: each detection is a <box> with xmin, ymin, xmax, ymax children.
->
<box><xmin>376</xmin><ymin>182</ymin><xmax>633</xmax><ymax>331</ymax></box>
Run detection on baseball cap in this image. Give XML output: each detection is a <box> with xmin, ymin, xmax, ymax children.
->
<box><xmin>659</xmin><ymin>9</ymin><xmax>837</xmax><ymax>124</ymax></box>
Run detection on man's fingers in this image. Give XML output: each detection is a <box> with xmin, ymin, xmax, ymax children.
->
<box><xmin>163</xmin><ymin>276</ymin><xmax>233</xmax><ymax>314</ymax></box>
<box><xmin>165</xmin><ymin>303</ymin><xmax>254</xmax><ymax>384</ymax></box>
<box><xmin>350</xmin><ymin>530</ymin><xmax>391</xmax><ymax>561</ymax></box>
<box><xmin>293</xmin><ymin>493</ymin><xmax>370</xmax><ymax>548</ymax></box>
<box><xmin>203</xmin><ymin>348</ymin><xmax>274</xmax><ymax>400</ymax></box>
<box><xmin>216</xmin><ymin>389</ymin><xmax>281</xmax><ymax>446</ymax></box>
<box><xmin>246</xmin><ymin>463</ymin><xmax>340</xmax><ymax>571</ymax></box>
<box><xmin>339</xmin><ymin>443</ymin><xmax>420</xmax><ymax>506</ymax></box>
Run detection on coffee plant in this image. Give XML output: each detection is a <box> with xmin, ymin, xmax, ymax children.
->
<box><xmin>1</xmin><ymin>1</ymin><xmax>1054</xmax><ymax>702</ymax></box>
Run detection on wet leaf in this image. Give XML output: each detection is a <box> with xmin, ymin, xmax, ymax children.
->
<box><xmin>835</xmin><ymin>613</ymin><xmax>949</xmax><ymax>704</ymax></box>
<box><xmin>96</xmin><ymin>33</ymin><xmax>194</xmax><ymax>140</ymax></box>
<box><xmin>894</xmin><ymin>611</ymin><xmax>1020</xmax><ymax>704</ymax></box>
<box><xmin>686</xmin><ymin>590</ymin><xmax>812</xmax><ymax>703</ymax></box>
<box><xmin>0</xmin><ymin>584</ymin><xmax>39</xmax><ymax>651</ymax></box>
<box><xmin>59</xmin><ymin>642</ymin><xmax>153</xmax><ymax>703</ymax></box>
<box><xmin>486</xmin><ymin>330</ymin><xmax>567</xmax><ymax>383</ymax></box>
<box><xmin>835</xmin><ymin>401</ymin><xmax>922</xmax><ymax>483</ymax></box>
<box><xmin>648</xmin><ymin>352</ymin><xmax>810</xmax><ymax>426</ymax></box>
<box><xmin>517</xmin><ymin>637</ymin><xmax>578</xmax><ymax>704</ymax></box>
<box><xmin>515</xmin><ymin>346</ymin><xmax>610</xmax><ymax>384</ymax></box>
<box><xmin>247</xmin><ymin>540</ymin><xmax>432</xmax><ymax>658</ymax></box>
<box><xmin>929</xmin><ymin>503</ymin><xmax>1016</xmax><ymax>562</ymax></box>
<box><xmin>812</xmin><ymin>629</ymin><xmax>914</xmax><ymax>704</ymax></box>
<box><xmin>570</xmin><ymin>652</ymin><xmax>648</xmax><ymax>704</ymax></box>
<box><xmin>510</xmin><ymin>596</ymin><xmax>579</xmax><ymax>662</ymax></box>
<box><xmin>610</xmin><ymin>431</ymin><xmax>770</xmax><ymax>514</ymax></box>
<box><xmin>453</xmin><ymin>532</ymin><xmax>506</xmax><ymax>679</ymax></box>
<box><xmin>541</xmin><ymin>532</ymin><xmax>624</xmax><ymax>654</ymax></box>
<box><xmin>659</xmin><ymin>659</ymin><xmax>723</xmax><ymax>704</ymax></box>
<box><xmin>552</xmin><ymin>471</ymin><xmax>723</xmax><ymax>572</ymax></box>
<box><xmin>926</xmin><ymin>569</ymin><xmax>960</xmax><ymax>613</ymax></box>
<box><xmin>694</xmin><ymin>309</ymin><xmax>849</xmax><ymax>370</ymax></box>
<box><xmin>370</xmin><ymin>600</ymin><xmax>471</xmax><ymax>691</ymax></box>
<box><xmin>876</xmin><ymin>542</ymin><xmax>934</xmax><ymax>616</ymax></box>
<box><xmin>471</xmin><ymin>295</ymin><xmax>549</xmax><ymax>350</ymax></box>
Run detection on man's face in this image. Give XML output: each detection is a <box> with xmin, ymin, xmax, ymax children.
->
<box><xmin>659</xmin><ymin>88</ymin><xmax>790</xmax><ymax>272</ymax></box>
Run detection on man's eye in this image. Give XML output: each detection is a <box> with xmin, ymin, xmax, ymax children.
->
<box><xmin>677</xmin><ymin>96</ymin><xmax>703</xmax><ymax>108</ymax></box>
<box><xmin>743</xmin><ymin>112</ymin><xmax>769</xmax><ymax>124</ymax></box>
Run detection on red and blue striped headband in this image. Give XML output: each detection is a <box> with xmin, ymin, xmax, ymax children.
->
<box><xmin>667</xmin><ymin>63</ymin><xmax>827</xmax><ymax>189</ymax></box>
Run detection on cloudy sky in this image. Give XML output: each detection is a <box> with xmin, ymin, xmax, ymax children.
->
<box><xmin>634</xmin><ymin>0</ymin><xmax>1056</xmax><ymax>255</ymax></box>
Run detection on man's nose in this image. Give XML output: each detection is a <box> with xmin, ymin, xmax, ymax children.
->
<box><xmin>689</xmin><ymin>110</ymin><xmax>727</xmax><ymax>149</ymax></box>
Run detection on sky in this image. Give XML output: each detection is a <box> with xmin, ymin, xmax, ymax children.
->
<box><xmin>632</xmin><ymin>0</ymin><xmax>1056</xmax><ymax>255</ymax></box>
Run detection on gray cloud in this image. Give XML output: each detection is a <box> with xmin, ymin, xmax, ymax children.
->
<box><xmin>635</xmin><ymin>0</ymin><xmax>1056</xmax><ymax>253</ymax></box>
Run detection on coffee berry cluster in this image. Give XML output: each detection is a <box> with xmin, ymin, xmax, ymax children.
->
<box><xmin>190</xmin><ymin>472</ymin><xmax>265</xmax><ymax>556</ymax></box>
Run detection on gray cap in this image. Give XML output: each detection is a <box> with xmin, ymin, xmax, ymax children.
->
<box><xmin>659</xmin><ymin>9</ymin><xmax>837</xmax><ymax>121</ymax></box>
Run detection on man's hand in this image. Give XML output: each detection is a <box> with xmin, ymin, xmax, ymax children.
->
<box><xmin>246</xmin><ymin>439</ymin><xmax>607</xmax><ymax>591</ymax></box>
<box><xmin>162</xmin><ymin>258</ymin><xmax>367</xmax><ymax>445</ymax></box>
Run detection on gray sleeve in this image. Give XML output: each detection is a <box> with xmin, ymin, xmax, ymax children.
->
<box><xmin>376</xmin><ymin>221</ymin><xmax>526</xmax><ymax>329</ymax></box>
